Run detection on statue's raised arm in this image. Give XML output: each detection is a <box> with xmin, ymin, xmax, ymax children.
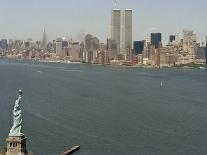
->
<box><xmin>9</xmin><ymin>89</ymin><xmax>24</xmax><ymax>136</ymax></box>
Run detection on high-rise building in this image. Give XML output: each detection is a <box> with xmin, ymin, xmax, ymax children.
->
<box><xmin>41</xmin><ymin>29</ymin><xmax>47</xmax><ymax>50</ymax></box>
<box><xmin>206</xmin><ymin>36</ymin><xmax>207</xmax><ymax>47</ymax></box>
<box><xmin>151</xmin><ymin>33</ymin><xmax>162</xmax><ymax>49</ymax></box>
<box><xmin>183</xmin><ymin>30</ymin><xmax>197</xmax><ymax>55</ymax></box>
<box><xmin>111</xmin><ymin>9</ymin><xmax>121</xmax><ymax>52</ymax></box>
<box><xmin>56</xmin><ymin>41</ymin><xmax>63</xmax><ymax>55</ymax></box>
<box><xmin>0</xmin><ymin>39</ymin><xmax>8</xmax><ymax>49</ymax></box>
<box><xmin>169</xmin><ymin>35</ymin><xmax>176</xmax><ymax>43</ymax></box>
<box><xmin>134</xmin><ymin>41</ymin><xmax>145</xmax><ymax>55</ymax></box>
<box><xmin>121</xmin><ymin>9</ymin><xmax>132</xmax><ymax>51</ymax></box>
<box><xmin>85</xmin><ymin>34</ymin><xmax>100</xmax><ymax>51</ymax></box>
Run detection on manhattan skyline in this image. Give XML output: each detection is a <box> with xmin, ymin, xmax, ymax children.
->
<box><xmin>0</xmin><ymin>0</ymin><xmax>207</xmax><ymax>44</ymax></box>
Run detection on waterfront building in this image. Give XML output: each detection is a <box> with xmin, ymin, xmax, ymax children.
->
<box><xmin>126</xmin><ymin>48</ymin><xmax>133</xmax><ymax>62</ymax></box>
<box><xmin>68</xmin><ymin>42</ymin><xmax>80</xmax><ymax>61</ymax></box>
<box><xmin>134</xmin><ymin>41</ymin><xmax>145</xmax><ymax>55</ymax></box>
<box><xmin>111</xmin><ymin>9</ymin><xmax>121</xmax><ymax>53</ymax></box>
<box><xmin>143</xmin><ymin>42</ymin><xmax>151</xmax><ymax>59</ymax></box>
<box><xmin>160</xmin><ymin>47</ymin><xmax>177</xmax><ymax>67</ymax></box>
<box><xmin>86</xmin><ymin>50</ymin><xmax>93</xmax><ymax>63</ymax></box>
<box><xmin>151</xmin><ymin>33</ymin><xmax>162</xmax><ymax>49</ymax></box>
<box><xmin>195</xmin><ymin>47</ymin><xmax>206</xmax><ymax>64</ymax></box>
<box><xmin>79</xmin><ymin>41</ymin><xmax>84</xmax><ymax>61</ymax></box>
<box><xmin>183</xmin><ymin>30</ymin><xmax>196</xmax><ymax>49</ymax></box>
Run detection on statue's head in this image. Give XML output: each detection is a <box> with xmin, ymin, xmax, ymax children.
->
<box><xmin>18</xmin><ymin>89</ymin><xmax>23</xmax><ymax>95</ymax></box>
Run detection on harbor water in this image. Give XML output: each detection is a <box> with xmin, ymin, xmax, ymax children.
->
<box><xmin>0</xmin><ymin>59</ymin><xmax>207</xmax><ymax>155</ymax></box>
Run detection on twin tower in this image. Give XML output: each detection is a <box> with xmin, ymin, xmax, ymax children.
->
<box><xmin>111</xmin><ymin>9</ymin><xmax>132</xmax><ymax>53</ymax></box>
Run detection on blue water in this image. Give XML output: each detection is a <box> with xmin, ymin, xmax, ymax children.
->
<box><xmin>0</xmin><ymin>59</ymin><xmax>207</xmax><ymax>155</ymax></box>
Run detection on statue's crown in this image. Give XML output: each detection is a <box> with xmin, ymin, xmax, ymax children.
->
<box><xmin>18</xmin><ymin>89</ymin><xmax>22</xmax><ymax>95</ymax></box>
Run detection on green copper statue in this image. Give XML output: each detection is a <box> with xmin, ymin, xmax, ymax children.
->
<box><xmin>9</xmin><ymin>90</ymin><xmax>24</xmax><ymax>136</ymax></box>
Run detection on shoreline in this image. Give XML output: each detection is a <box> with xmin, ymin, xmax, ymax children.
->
<box><xmin>0</xmin><ymin>57</ymin><xmax>206</xmax><ymax>70</ymax></box>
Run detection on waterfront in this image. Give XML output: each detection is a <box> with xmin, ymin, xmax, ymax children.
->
<box><xmin>0</xmin><ymin>59</ymin><xmax>207</xmax><ymax>155</ymax></box>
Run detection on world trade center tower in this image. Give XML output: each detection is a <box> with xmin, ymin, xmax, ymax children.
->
<box><xmin>121</xmin><ymin>9</ymin><xmax>132</xmax><ymax>52</ymax></box>
<box><xmin>111</xmin><ymin>9</ymin><xmax>132</xmax><ymax>53</ymax></box>
<box><xmin>111</xmin><ymin>9</ymin><xmax>121</xmax><ymax>53</ymax></box>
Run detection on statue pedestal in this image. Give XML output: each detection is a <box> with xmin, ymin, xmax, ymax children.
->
<box><xmin>5</xmin><ymin>135</ymin><xmax>28</xmax><ymax>155</ymax></box>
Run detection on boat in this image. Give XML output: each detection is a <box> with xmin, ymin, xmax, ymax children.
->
<box><xmin>199</xmin><ymin>66</ymin><xmax>206</xmax><ymax>70</ymax></box>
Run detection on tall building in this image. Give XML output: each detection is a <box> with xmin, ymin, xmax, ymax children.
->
<box><xmin>134</xmin><ymin>41</ymin><xmax>145</xmax><ymax>55</ymax></box>
<box><xmin>0</xmin><ymin>39</ymin><xmax>8</xmax><ymax>49</ymax></box>
<box><xmin>56</xmin><ymin>41</ymin><xmax>63</xmax><ymax>56</ymax></box>
<box><xmin>111</xmin><ymin>9</ymin><xmax>121</xmax><ymax>52</ymax></box>
<box><xmin>121</xmin><ymin>9</ymin><xmax>132</xmax><ymax>51</ymax></box>
<box><xmin>169</xmin><ymin>35</ymin><xmax>176</xmax><ymax>43</ymax></box>
<box><xmin>41</xmin><ymin>29</ymin><xmax>47</xmax><ymax>50</ymax></box>
<box><xmin>206</xmin><ymin>36</ymin><xmax>207</xmax><ymax>47</ymax></box>
<box><xmin>151</xmin><ymin>33</ymin><xmax>162</xmax><ymax>49</ymax></box>
<box><xmin>85</xmin><ymin>34</ymin><xmax>100</xmax><ymax>51</ymax></box>
<box><xmin>183</xmin><ymin>30</ymin><xmax>197</xmax><ymax>55</ymax></box>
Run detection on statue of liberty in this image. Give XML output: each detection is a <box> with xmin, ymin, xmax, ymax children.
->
<box><xmin>9</xmin><ymin>89</ymin><xmax>24</xmax><ymax>136</ymax></box>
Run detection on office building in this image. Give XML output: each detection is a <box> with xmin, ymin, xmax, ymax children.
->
<box><xmin>56</xmin><ymin>41</ymin><xmax>63</xmax><ymax>56</ymax></box>
<box><xmin>0</xmin><ymin>39</ymin><xmax>8</xmax><ymax>49</ymax></box>
<box><xmin>169</xmin><ymin>35</ymin><xmax>176</xmax><ymax>43</ymax></box>
<box><xmin>151</xmin><ymin>33</ymin><xmax>162</xmax><ymax>49</ymax></box>
<box><xmin>134</xmin><ymin>41</ymin><xmax>145</xmax><ymax>55</ymax></box>
<box><xmin>111</xmin><ymin>9</ymin><xmax>121</xmax><ymax>52</ymax></box>
<box><xmin>41</xmin><ymin>29</ymin><xmax>47</xmax><ymax>50</ymax></box>
<box><xmin>121</xmin><ymin>9</ymin><xmax>132</xmax><ymax>51</ymax></box>
<box><xmin>85</xmin><ymin>34</ymin><xmax>100</xmax><ymax>51</ymax></box>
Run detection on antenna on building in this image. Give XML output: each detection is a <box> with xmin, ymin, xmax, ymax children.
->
<box><xmin>114</xmin><ymin>0</ymin><xmax>118</xmax><ymax>8</ymax></box>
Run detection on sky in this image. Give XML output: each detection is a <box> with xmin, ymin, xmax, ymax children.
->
<box><xmin>0</xmin><ymin>0</ymin><xmax>207</xmax><ymax>44</ymax></box>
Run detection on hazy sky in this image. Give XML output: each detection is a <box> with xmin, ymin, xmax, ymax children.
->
<box><xmin>0</xmin><ymin>0</ymin><xmax>207</xmax><ymax>44</ymax></box>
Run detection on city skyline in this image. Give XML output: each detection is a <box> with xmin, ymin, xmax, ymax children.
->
<box><xmin>0</xmin><ymin>0</ymin><xmax>207</xmax><ymax>44</ymax></box>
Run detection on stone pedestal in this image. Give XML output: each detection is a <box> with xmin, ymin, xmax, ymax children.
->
<box><xmin>5</xmin><ymin>135</ymin><xmax>28</xmax><ymax>155</ymax></box>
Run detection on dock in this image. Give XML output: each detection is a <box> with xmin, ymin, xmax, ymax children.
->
<box><xmin>60</xmin><ymin>145</ymin><xmax>80</xmax><ymax>155</ymax></box>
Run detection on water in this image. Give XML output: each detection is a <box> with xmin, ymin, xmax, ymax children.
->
<box><xmin>0</xmin><ymin>59</ymin><xmax>207</xmax><ymax>155</ymax></box>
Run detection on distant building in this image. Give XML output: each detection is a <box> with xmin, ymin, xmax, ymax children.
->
<box><xmin>107</xmin><ymin>38</ymin><xmax>117</xmax><ymax>51</ymax></box>
<box><xmin>56</xmin><ymin>41</ymin><xmax>63</xmax><ymax>56</ymax></box>
<box><xmin>183</xmin><ymin>30</ymin><xmax>197</xmax><ymax>55</ymax></box>
<box><xmin>134</xmin><ymin>41</ymin><xmax>145</xmax><ymax>55</ymax></box>
<box><xmin>62</xmin><ymin>41</ymin><xmax>68</xmax><ymax>48</ymax></box>
<box><xmin>68</xmin><ymin>42</ymin><xmax>80</xmax><ymax>61</ymax></box>
<box><xmin>169</xmin><ymin>35</ymin><xmax>176</xmax><ymax>43</ymax></box>
<box><xmin>0</xmin><ymin>39</ymin><xmax>8</xmax><ymax>49</ymax></box>
<box><xmin>41</xmin><ymin>29</ymin><xmax>47</xmax><ymax>50</ymax></box>
<box><xmin>121</xmin><ymin>9</ymin><xmax>132</xmax><ymax>52</ymax></box>
<box><xmin>151</xmin><ymin>33</ymin><xmax>162</xmax><ymax>49</ymax></box>
<box><xmin>85</xmin><ymin>34</ymin><xmax>100</xmax><ymax>51</ymax></box>
<box><xmin>206</xmin><ymin>36</ymin><xmax>207</xmax><ymax>47</ymax></box>
<box><xmin>86</xmin><ymin>50</ymin><xmax>93</xmax><ymax>63</ymax></box>
<box><xmin>111</xmin><ymin>9</ymin><xmax>121</xmax><ymax>52</ymax></box>
<box><xmin>206</xmin><ymin>48</ymin><xmax>207</xmax><ymax>64</ymax></box>
<box><xmin>195</xmin><ymin>47</ymin><xmax>206</xmax><ymax>64</ymax></box>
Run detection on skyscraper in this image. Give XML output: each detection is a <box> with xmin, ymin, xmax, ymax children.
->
<box><xmin>206</xmin><ymin>36</ymin><xmax>207</xmax><ymax>47</ymax></box>
<box><xmin>151</xmin><ymin>33</ymin><xmax>162</xmax><ymax>49</ymax></box>
<box><xmin>134</xmin><ymin>41</ymin><xmax>145</xmax><ymax>55</ymax></box>
<box><xmin>121</xmin><ymin>9</ymin><xmax>132</xmax><ymax>51</ymax></box>
<box><xmin>169</xmin><ymin>35</ymin><xmax>176</xmax><ymax>43</ymax></box>
<box><xmin>41</xmin><ymin>29</ymin><xmax>47</xmax><ymax>50</ymax></box>
<box><xmin>111</xmin><ymin>9</ymin><xmax>121</xmax><ymax>52</ymax></box>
